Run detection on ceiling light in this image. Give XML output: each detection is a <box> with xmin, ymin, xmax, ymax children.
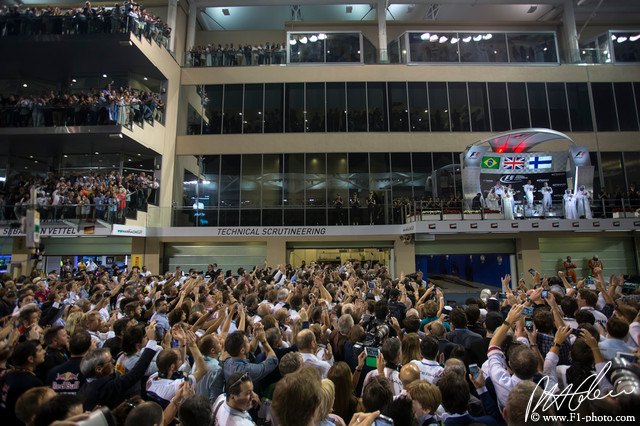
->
<box><xmin>289</xmin><ymin>39</ymin><xmax>297</xmax><ymax>45</ymax></box>
<box><xmin>631</xmin><ymin>34</ymin><xmax>640</xmax><ymax>42</ymax></box>
<box><xmin>102</xmin><ymin>74</ymin><xmax>107</xmax><ymax>78</ymax></box>
<box><xmin>420</xmin><ymin>32</ymin><xmax>431</xmax><ymax>40</ymax></box>
<box><xmin>72</xmin><ymin>79</ymin><xmax>77</xmax><ymax>83</ymax></box>
<box><xmin>95</xmin><ymin>152</ymin><xmax>99</xmax><ymax>155</ymax></box>
<box><xmin>462</xmin><ymin>36</ymin><xmax>472</xmax><ymax>43</ymax></box>
<box><xmin>300</xmin><ymin>36</ymin><xmax>308</xmax><ymax>44</ymax></box>
<box><xmin>527</xmin><ymin>5</ymin><xmax>538</xmax><ymax>13</ymax></box>
<box><xmin>617</xmin><ymin>36</ymin><xmax>628</xmax><ymax>43</ymax></box>
<box><xmin>429</xmin><ymin>34</ymin><xmax>439</xmax><ymax>42</ymax></box>
<box><xmin>143</xmin><ymin>77</ymin><xmax>148</xmax><ymax>81</ymax></box>
<box><xmin>450</xmin><ymin>37</ymin><xmax>459</xmax><ymax>44</ymax></box>
<box><xmin>473</xmin><ymin>34</ymin><xmax>483</xmax><ymax>41</ymax></box>
<box><xmin>309</xmin><ymin>35</ymin><xmax>318</xmax><ymax>42</ymax></box>
<box><xmin>222</xmin><ymin>8</ymin><xmax>230</xmax><ymax>15</ymax></box>
<box><xmin>29</xmin><ymin>155</ymin><xmax>33</xmax><ymax>158</ymax></box>
<box><xmin>22</xmin><ymin>83</ymin><xmax>27</xmax><ymax>88</ymax></box>
<box><xmin>483</xmin><ymin>33</ymin><xmax>493</xmax><ymax>40</ymax></box>
<box><xmin>439</xmin><ymin>36</ymin><xmax>448</xmax><ymax>43</ymax></box>
<box><xmin>611</xmin><ymin>34</ymin><xmax>617</xmax><ymax>40</ymax></box>
<box><xmin>346</xmin><ymin>6</ymin><xmax>352</xmax><ymax>13</ymax></box>
<box><xmin>64</xmin><ymin>155</ymin><xmax>68</xmax><ymax>158</ymax></box>
<box><xmin>318</xmin><ymin>33</ymin><xmax>327</xmax><ymax>40</ymax></box>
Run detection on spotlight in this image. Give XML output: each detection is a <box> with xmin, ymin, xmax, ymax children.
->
<box><xmin>617</xmin><ymin>36</ymin><xmax>628</xmax><ymax>43</ymax></box>
<box><xmin>631</xmin><ymin>34</ymin><xmax>640</xmax><ymax>42</ymax></box>
<box><xmin>429</xmin><ymin>34</ymin><xmax>438</xmax><ymax>42</ymax></box>
<box><xmin>102</xmin><ymin>74</ymin><xmax>107</xmax><ymax>78</ymax></box>
<box><xmin>300</xmin><ymin>36</ymin><xmax>308</xmax><ymax>44</ymax></box>
<box><xmin>439</xmin><ymin>36</ymin><xmax>448</xmax><ymax>43</ymax></box>
<box><xmin>309</xmin><ymin>35</ymin><xmax>318</xmax><ymax>42</ymax></box>
<box><xmin>473</xmin><ymin>34</ymin><xmax>482</xmax><ymax>41</ymax></box>
<box><xmin>289</xmin><ymin>39</ymin><xmax>297</xmax><ymax>45</ymax></box>
<box><xmin>318</xmin><ymin>33</ymin><xmax>327</xmax><ymax>40</ymax></box>
<box><xmin>420</xmin><ymin>32</ymin><xmax>431</xmax><ymax>40</ymax></box>
<box><xmin>143</xmin><ymin>77</ymin><xmax>148</xmax><ymax>81</ymax></box>
<box><xmin>483</xmin><ymin>33</ymin><xmax>493</xmax><ymax>40</ymax></box>
<box><xmin>22</xmin><ymin>83</ymin><xmax>27</xmax><ymax>88</ymax></box>
<box><xmin>462</xmin><ymin>36</ymin><xmax>472</xmax><ymax>43</ymax></box>
<box><xmin>450</xmin><ymin>37</ymin><xmax>459</xmax><ymax>44</ymax></box>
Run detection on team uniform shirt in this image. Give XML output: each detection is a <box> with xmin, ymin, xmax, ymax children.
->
<box><xmin>361</xmin><ymin>367</ymin><xmax>403</xmax><ymax>396</ymax></box>
<box><xmin>411</xmin><ymin>359</ymin><xmax>444</xmax><ymax>385</ymax></box>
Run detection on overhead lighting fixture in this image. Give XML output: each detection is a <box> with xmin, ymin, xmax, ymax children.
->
<box><xmin>300</xmin><ymin>36</ymin><xmax>308</xmax><ymax>44</ymax></box>
<box><xmin>527</xmin><ymin>5</ymin><xmax>538</xmax><ymax>13</ymax></box>
<box><xmin>611</xmin><ymin>34</ymin><xmax>617</xmax><ymax>40</ymax></box>
<box><xmin>143</xmin><ymin>77</ymin><xmax>148</xmax><ymax>81</ymax></box>
<box><xmin>429</xmin><ymin>34</ymin><xmax>439</xmax><ymax>42</ymax></box>
<box><xmin>617</xmin><ymin>36</ymin><xmax>628</xmax><ymax>43</ymax></box>
<box><xmin>346</xmin><ymin>6</ymin><xmax>353</xmax><ymax>13</ymax></box>
<box><xmin>72</xmin><ymin>79</ymin><xmax>77</xmax><ymax>83</ymax></box>
<box><xmin>631</xmin><ymin>34</ymin><xmax>640</xmax><ymax>41</ymax></box>
<box><xmin>439</xmin><ymin>36</ymin><xmax>448</xmax><ymax>43</ymax></box>
<box><xmin>289</xmin><ymin>39</ymin><xmax>297</xmax><ymax>45</ymax></box>
<box><xmin>450</xmin><ymin>37</ymin><xmax>459</xmax><ymax>44</ymax></box>
<box><xmin>420</xmin><ymin>32</ymin><xmax>431</xmax><ymax>40</ymax></box>
<box><xmin>309</xmin><ymin>35</ymin><xmax>318</xmax><ymax>42</ymax></box>
<box><xmin>222</xmin><ymin>8</ymin><xmax>230</xmax><ymax>15</ymax></box>
<box><xmin>473</xmin><ymin>34</ymin><xmax>483</xmax><ymax>41</ymax></box>
<box><xmin>483</xmin><ymin>33</ymin><xmax>493</xmax><ymax>40</ymax></box>
<box><xmin>318</xmin><ymin>33</ymin><xmax>327</xmax><ymax>40</ymax></box>
<box><xmin>22</xmin><ymin>83</ymin><xmax>27</xmax><ymax>88</ymax></box>
<box><xmin>462</xmin><ymin>36</ymin><xmax>472</xmax><ymax>43</ymax></box>
<box><xmin>94</xmin><ymin>152</ymin><xmax>99</xmax><ymax>155</ymax></box>
<box><xmin>102</xmin><ymin>74</ymin><xmax>107</xmax><ymax>78</ymax></box>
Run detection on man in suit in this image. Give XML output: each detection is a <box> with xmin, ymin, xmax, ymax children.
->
<box><xmin>445</xmin><ymin>308</ymin><xmax>482</xmax><ymax>350</ymax></box>
<box><xmin>469</xmin><ymin>312</ymin><xmax>503</xmax><ymax>365</ymax></box>
<box><xmin>439</xmin><ymin>372</ymin><xmax>500</xmax><ymax>426</ymax></box>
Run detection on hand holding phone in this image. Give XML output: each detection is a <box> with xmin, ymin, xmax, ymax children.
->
<box><xmin>469</xmin><ymin>363</ymin><xmax>480</xmax><ymax>380</ymax></box>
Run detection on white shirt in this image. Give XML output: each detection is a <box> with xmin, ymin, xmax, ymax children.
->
<box><xmin>483</xmin><ymin>347</ymin><xmax>522</xmax><ymax>410</ymax></box>
<box><xmin>212</xmin><ymin>394</ymin><xmax>256</xmax><ymax>425</ymax></box>
<box><xmin>146</xmin><ymin>373</ymin><xmax>197</xmax><ymax>402</ymax></box>
<box><xmin>411</xmin><ymin>359</ymin><xmax>444</xmax><ymax>385</ymax></box>
<box><xmin>301</xmin><ymin>352</ymin><xmax>334</xmax><ymax>379</ymax></box>
<box><xmin>361</xmin><ymin>367</ymin><xmax>403</xmax><ymax>396</ymax></box>
<box><xmin>580</xmin><ymin>306</ymin><xmax>608</xmax><ymax>329</ymax></box>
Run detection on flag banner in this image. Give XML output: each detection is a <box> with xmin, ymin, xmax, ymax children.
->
<box><xmin>502</xmin><ymin>157</ymin><xmax>525</xmax><ymax>170</ymax></box>
<box><xmin>528</xmin><ymin>156</ymin><xmax>552</xmax><ymax>169</ymax></box>
<box><xmin>481</xmin><ymin>157</ymin><xmax>500</xmax><ymax>169</ymax></box>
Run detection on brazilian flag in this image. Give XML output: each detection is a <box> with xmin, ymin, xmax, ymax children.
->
<box><xmin>481</xmin><ymin>156</ymin><xmax>500</xmax><ymax>169</ymax></box>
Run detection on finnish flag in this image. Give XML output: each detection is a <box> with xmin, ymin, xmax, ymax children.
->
<box><xmin>528</xmin><ymin>156</ymin><xmax>552</xmax><ymax>169</ymax></box>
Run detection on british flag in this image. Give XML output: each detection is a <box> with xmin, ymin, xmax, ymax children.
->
<box><xmin>502</xmin><ymin>157</ymin><xmax>525</xmax><ymax>170</ymax></box>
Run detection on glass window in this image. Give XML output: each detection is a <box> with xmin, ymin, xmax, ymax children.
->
<box><xmin>347</xmin><ymin>82</ymin><xmax>367</xmax><ymax>132</ymax></box>
<box><xmin>459</xmin><ymin>33</ymin><xmax>507</xmax><ymax>63</ymax></box>
<box><xmin>243</xmin><ymin>84</ymin><xmax>263</xmax><ymax>134</ymax></box>
<box><xmin>326</xmin><ymin>82</ymin><xmax>346</xmax><ymax>132</ymax></box>
<box><xmin>326</xmin><ymin>33</ymin><xmax>361</xmax><ymax>63</ymax></box>
<box><xmin>348</xmin><ymin>153</ymin><xmax>369</xmax><ymax>225</ymax></box>
<box><xmin>202</xmin><ymin>155</ymin><xmax>220</xmax><ymax>210</ymax></box>
<box><xmin>624</xmin><ymin>152</ymin><xmax>640</xmax><ymax>193</ymax></box>
<box><xmin>219</xmin><ymin>155</ymin><xmax>241</xmax><ymax>226</ymax></box>
<box><xmin>508</xmin><ymin>82</ymin><xmax>530</xmax><ymax>129</ymax></box>
<box><xmin>527</xmin><ymin>83</ymin><xmax>549</xmax><ymax>128</ymax></box>
<box><xmin>222</xmin><ymin>84</ymin><xmax>242</xmax><ymax>134</ymax></box>
<box><xmin>327</xmin><ymin>153</ymin><xmax>348</xmax><ymax>225</ymax></box>
<box><xmin>367</xmin><ymin>82</ymin><xmax>388</xmax><ymax>132</ymax></box>
<box><xmin>285</xmin><ymin>83</ymin><xmax>304</xmax><ymax>132</ymax></box>
<box><xmin>409</xmin><ymin>32</ymin><xmax>459</xmax><ymax>63</ymax></box>
<box><xmin>468</xmin><ymin>82</ymin><xmax>490</xmax><ymax>132</ymax></box>
<box><xmin>488</xmin><ymin>82</ymin><xmax>510</xmax><ymax>131</ymax></box>
<box><xmin>448</xmin><ymin>82</ymin><xmax>470</xmax><ymax>132</ymax></box>
<box><xmin>611</xmin><ymin>32</ymin><xmax>640</xmax><ymax>63</ymax></box>
<box><xmin>547</xmin><ymin>83</ymin><xmax>570</xmax><ymax>131</ymax></box>
<box><xmin>600</xmin><ymin>152</ymin><xmax>626</xmax><ymax>195</ymax></box>
<box><xmin>283</xmin><ymin>153</ymin><xmax>305</xmax><ymax>225</ymax></box>
<box><xmin>591</xmin><ymin>82</ymin><xmax>618</xmax><ymax>131</ymax></box>
<box><xmin>506</xmin><ymin>33</ymin><xmax>557</xmax><ymax>63</ymax></box>
<box><xmin>433</xmin><ymin>153</ymin><xmax>455</xmax><ymax>202</ymax></box>
<box><xmin>186</xmin><ymin>103</ymin><xmax>202</xmax><ymax>135</ymax></box>
<box><xmin>635</xmin><ymin>83</ymin><xmax>640</xmax><ymax>125</ymax></box>
<box><xmin>289</xmin><ymin>33</ymin><xmax>324</xmax><ymax>63</ymax></box>
<box><xmin>408</xmin><ymin>82</ymin><xmax>429</xmax><ymax>131</ymax></box>
<box><xmin>264</xmin><ymin>83</ymin><xmax>283</xmax><ymax>133</ymax></box>
<box><xmin>566</xmin><ymin>83</ymin><xmax>593</xmax><ymax>131</ymax></box>
<box><xmin>305</xmin><ymin>83</ymin><xmax>325</xmax><ymax>132</ymax></box>
<box><xmin>614</xmin><ymin>82</ymin><xmax>639</xmax><ymax>131</ymax></box>
<box><xmin>203</xmin><ymin>85</ymin><xmax>222</xmax><ymax>134</ymax></box>
<box><xmin>262</xmin><ymin>154</ymin><xmax>283</xmax><ymax>208</ymax></box>
<box><xmin>306</xmin><ymin>153</ymin><xmax>327</xmax><ymax>225</ymax></box>
<box><xmin>428</xmin><ymin>82</ymin><xmax>450</xmax><ymax>131</ymax></box>
<box><xmin>370</xmin><ymin>153</ymin><xmax>390</xmax><ymax>224</ymax></box>
<box><xmin>391</xmin><ymin>153</ymin><xmax>412</xmax><ymax>223</ymax></box>
<box><xmin>411</xmin><ymin>152</ymin><xmax>434</xmax><ymax>203</ymax></box>
<box><xmin>240</xmin><ymin>154</ymin><xmax>262</xmax><ymax>209</ymax></box>
<box><xmin>388</xmin><ymin>82</ymin><xmax>409</xmax><ymax>131</ymax></box>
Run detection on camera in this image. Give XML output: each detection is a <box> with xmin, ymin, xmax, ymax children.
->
<box><xmin>606</xmin><ymin>356</ymin><xmax>640</xmax><ymax>412</ymax></box>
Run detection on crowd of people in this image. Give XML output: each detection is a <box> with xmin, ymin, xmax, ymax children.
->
<box><xmin>187</xmin><ymin>43</ymin><xmax>287</xmax><ymax>67</ymax></box>
<box><xmin>0</xmin><ymin>85</ymin><xmax>166</xmax><ymax>128</ymax></box>
<box><xmin>0</xmin><ymin>256</ymin><xmax>638</xmax><ymax>426</ymax></box>
<box><xmin>0</xmin><ymin>1</ymin><xmax>171</xmax><ymax>48</ymax></box>
<box><xmin>1</xmin><ymin>170</ymin><xmax>159</xmax><ymax>224</ymax></box>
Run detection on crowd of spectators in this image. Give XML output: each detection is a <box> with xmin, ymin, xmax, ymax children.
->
<box><xmin>1</xmin><ymin>169</ymin><xmax>159</xmax><ymax>224</ymax></box>
<box><xmin>0</xmin><ymin>256</ymin><xmax>638</xmax><ymax>426</ymax></box>
<box><xmin>0</xmin><ymin>1</ymin><xmax>170</xmax><ymax>48</ymax></box>
<box><xmin>187</xmin><ymin>43</ymin><xmax>287</xmax><ymax>67</ymax></box>
<box><xmin>0</xmin><ymin>86</ymin><xmax>165</xmax><ymax>128</ymax></box>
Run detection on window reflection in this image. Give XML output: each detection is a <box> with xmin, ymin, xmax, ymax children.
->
<box><xmin>506</xmin><ymin>33</ymin><xmax>557</xmax><ymax>62</ymax></box>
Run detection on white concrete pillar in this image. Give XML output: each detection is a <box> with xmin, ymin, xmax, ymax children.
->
<box><xmin>377</xmin><ymin>0</ymin><xmax>388</xmax><ymax>63</ymax></box>
<box><xmin>167</xmin><ymin>0</ymin><xmax>178</xmax><ymax>53</ymax></box>
<box><xmin>563</xmin><ymin>0</ymin><xmax>580</xmax><ymax>63</ymax></box>
<box><xmin>186</xmin><ymin>3</ymin><xmax>197</xmax><ymax>51</ymax></box>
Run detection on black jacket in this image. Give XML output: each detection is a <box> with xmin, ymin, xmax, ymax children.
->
<box><xmin>78</xmin><ymin>345</ymin><xmax>157</xmax><ymax>410</ymax></box>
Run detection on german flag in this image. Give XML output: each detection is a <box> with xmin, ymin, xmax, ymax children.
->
<box><xmin>83</xmin><ymin>226</ymin><xmax>95</xmax><ymax>234</ymax></box>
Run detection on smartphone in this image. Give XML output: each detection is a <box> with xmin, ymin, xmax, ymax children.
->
<box><xmin>617</xmin><ymin>352</ymin><xmax>638</xmax><ymax>363</ymax></box>
<box><xmin>541</xmin><ymin>290</ymin><xmax>548</xmax><ymax>298</ymax></box>
<box><xmin>375</xmin><ymin>414</ymin><xmax>394</xmax><ymax>426</ymax></box>
<box><xmin>525</xmin><ymin>319</ymin><xmax>534</xmax><ymax>332</ymax></box>
<box><xmin>365</xmin><ymin>347</ymin><xmax>379</xmax><ymax>357</ymax></box>
<box><xmin>368</xmin><ymin>281</ymin><xmax>375</xmax><ymax>289</ymax></box>
<box><xmin>469</xmin><ymin>363</ymin><xmax>480</xmax><ymax>379</ymax></box>
<box><xmin>571</xmin><ymin>328</ymin><xmax>582</xmax><ymax>337</ymax></box>
<box><xmin>523</xmin><ymin>306</ymin><xmax>534</xmax><ymax>317</ymax></box>
<box><xmin>528</xmin><ymin>268</ymin><xmax>536</xmax><ymax>276</ymax></box>
<box><xmin>585</xmin><ymin>279</ymin><xmax>596</xmax><ymax>290</ymax></box>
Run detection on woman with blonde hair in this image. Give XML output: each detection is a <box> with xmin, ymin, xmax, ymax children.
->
<box><xmin>65</xmin><ymin>311</ymin><xmax>83</xmax><ymax>336</ymax></box>
<box><xmin>316</xmin><ymin>379</ymin><xmax>346</xmax><ymax>426</ymax></box>
<box><xmin>401</xmin><ymin>332</ymin><xmax>421</xmax><ymax>364</ymax></box>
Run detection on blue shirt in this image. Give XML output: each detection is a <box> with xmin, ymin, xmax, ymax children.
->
<box><xmin>150</xmin><ymin>312</ymin><xmax>170</xmax><ymax>338</ymax></box>
<box><xmin>599</xmin><ymin>338</ymin><xmax>633</xmax><ymax>361</ymax></box>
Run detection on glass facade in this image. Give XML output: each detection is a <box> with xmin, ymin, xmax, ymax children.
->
<box><xmin>288</xmin><ymin>32</ymin><xmax>362</xmax><ymax>64</ymax></box>
<box><xmin>184</xmin><ymin>81</ymin><xmax>638</xmax><ymax>135</ymax></box>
